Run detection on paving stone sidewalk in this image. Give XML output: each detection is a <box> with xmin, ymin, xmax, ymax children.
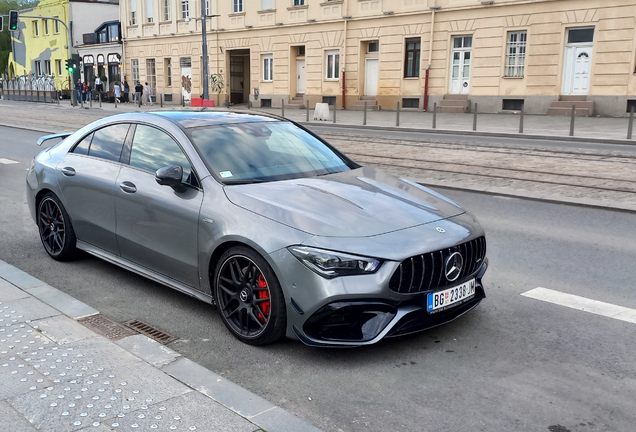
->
<box><xmin>1</xmin><ymin>98</ymin><xmax>635</xmax><ymax>143</ymax></box>
<box><xmin>0</xmin><ymin>259</ymin><xmax>323</xmax><ymax>432</ymax></box>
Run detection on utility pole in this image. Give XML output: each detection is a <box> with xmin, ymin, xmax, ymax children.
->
<box><xmin>201</xmin><ymin>0</ymin><xmax>208</xmax><ymax>100</ymax></box>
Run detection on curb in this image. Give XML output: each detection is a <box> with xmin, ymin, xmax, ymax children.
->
<box><xmin>0</xmin><ymin>259</ymin><xmax>323</xmax><ymax>432</ymax></box>
<box><xmin>299</xmin><ymin>122</ymin><xmax>636</xmax><ymax>147</ymax></box>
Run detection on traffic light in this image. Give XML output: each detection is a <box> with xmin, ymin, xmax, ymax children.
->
<box><xmin>9</xmin><ymin>10</ymin><xmax>19</xmax><ymax>31</ymax></box>
<box><xmin>65</xmin><ymin>59</ymin><xmax>74</xmax><ymax>73</ymax></box>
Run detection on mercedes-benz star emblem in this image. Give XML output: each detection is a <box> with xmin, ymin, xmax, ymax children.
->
<box><xmin>445</xmin><ymin>252</ymin><xmax>463</xmax><ymax>282</ymax></box>
<box><xmin>436</xmin><ymin>227</ymin><xmax>445</xmax><ymax>233</ymax></box>
<box><xmin>240</xmin><ymin>289</ymin><xmax>249</xmax><ymax>302</ymax></box>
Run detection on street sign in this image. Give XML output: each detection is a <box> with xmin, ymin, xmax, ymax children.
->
<box><xmin>9</xmin><ymin>10</ymin><xmax>18</xmax><ymax>31</ymax></box>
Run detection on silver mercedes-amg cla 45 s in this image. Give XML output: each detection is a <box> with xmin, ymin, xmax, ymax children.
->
<box><xmin>27</xmin><ymin>111</ymin><xmax>487</xmax><ymax>347</ymax></box>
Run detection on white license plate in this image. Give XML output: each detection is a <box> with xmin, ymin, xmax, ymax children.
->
<box><xmin>427</xmin><ymin>279</ymin><xmax>475</xmax><ymax>313</ymax></box>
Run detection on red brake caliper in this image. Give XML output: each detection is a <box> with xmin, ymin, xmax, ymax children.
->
<box><xmin>257</xmin><ymin>274</ymin><xmax>270</xmax><ymax>323</ymax></box>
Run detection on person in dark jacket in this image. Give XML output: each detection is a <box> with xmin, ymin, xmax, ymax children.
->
<box><xmin>123</xmin><ymin>77</ymin><xmax>130</xmax><ymax>103</ymax></box>
<box><xmin>134</xmin><ymin>81</ymin><xmax>143</xmax><ymax>106</ymax></box>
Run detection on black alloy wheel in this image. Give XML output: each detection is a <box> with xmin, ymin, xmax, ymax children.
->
<box><xmin>38</xmin><ymin>193</ymin><xmax>77</xmax><ymax>261</ymax></box>
<box><xmin>214</xmin><ymin>246</ymin><xmax>286</xmax><ymax>345</ymax></box>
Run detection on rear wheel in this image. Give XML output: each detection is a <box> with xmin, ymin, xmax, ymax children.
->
<box><xmin>213</xmin><ymin>246</ymin><xmax>286</xmax><ymax>345</ymax></box>
<box><xmin>37</xmin><ymin>193</ymin><xmax>77</xmax><ymax>261</ymax></box>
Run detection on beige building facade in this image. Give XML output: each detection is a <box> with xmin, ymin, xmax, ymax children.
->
<box><xmin>120</xmin><ymin>0</ymin><xmax>636</xmax><ymax>116</ymax></box>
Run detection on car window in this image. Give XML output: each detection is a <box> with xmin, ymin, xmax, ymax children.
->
<box><xmin>188</xmin><ymin>121</ymin><xmax>351</xmax><ymax>183</ymax></box>
<box><xmin>129</xmin><ymin>125</ymin><xmax>193</xmax><ymax>183</ymax></box>
<box><xmin>73</xmin><ymin>133</ymin><xmax>93</xmax><ymax>155</ymax></box>
<box><xmin>88</xmin><ymin>124</ymin><xmax>130</xmax><ymax>162</ymax></box>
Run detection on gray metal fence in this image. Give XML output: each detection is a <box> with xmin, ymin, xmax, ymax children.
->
<box><xmin>3</xmin><ymin>74</ymin><xmax>58</xmax><ymax>103</ymax></box>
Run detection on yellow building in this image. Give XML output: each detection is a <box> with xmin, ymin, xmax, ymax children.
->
<box><xmin>8</xmin><ymin>0</ymin><xmax>119</xmax><ymax>91</ymax></box>
<box><xmin>120</xmin><ymin>0</ymin><xmax>636</xmax><ymax>116</ymax></box>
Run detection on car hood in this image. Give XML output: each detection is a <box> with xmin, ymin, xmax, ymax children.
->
<box><xmin>224</xmin><ymin>167</ymin><xmax>465</xmax><ymax>237</ymax></box>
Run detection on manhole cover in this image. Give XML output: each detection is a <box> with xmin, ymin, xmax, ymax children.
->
<box><xmin>124</xmin><ymin>319</ymin><xmax>177</xmax><ymax>345</ymax></box>
<box><xmin>78</xmin><ymin>314</ymin><xmax>139</xmax><ymax>340</ymax></box>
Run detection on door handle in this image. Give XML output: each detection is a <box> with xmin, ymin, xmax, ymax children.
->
<box><xmin>119</xmin><ymin>181</ymin><xmax>137</xmax><ymax>193</ymax></box>
<box><xmin>61</xmin><ymin>167</ymin><xmax>76</xmax><ymax>176</ymax></box>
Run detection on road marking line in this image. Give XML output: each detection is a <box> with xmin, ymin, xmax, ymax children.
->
<box><xmin>521</xmin><ymin>287</ymin><xmax>636</xmax><ymax>325</ymax></box>
<box><xmin>0</xmin><ymin>158</ymin><xmax>19</xmax><ymax>165</ymax></box>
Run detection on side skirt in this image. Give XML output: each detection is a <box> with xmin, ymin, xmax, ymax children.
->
<box><xmin>76</xmin><ymin>240</ymin><xmax>214</xmax><ymax>305</ymax></box>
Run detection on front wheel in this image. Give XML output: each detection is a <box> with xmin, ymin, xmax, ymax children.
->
<box><xmin>213</xmin><ymin>246</ymin><xmax>286</xmax><ymax>345</ymax></box>
<box><xmin>37</xmin><ymin>193</ymin><xmax>77</xmax><ymax>261</ymax></box>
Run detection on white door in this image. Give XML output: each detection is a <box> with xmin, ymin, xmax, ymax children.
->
<box><xmin>449</xmin><ymin>36</ymin><xmax>472</xmax><ymax>94</ymax></box>
<box><xmin>562</xmin><ymin>45</ymin><xmax>593</xmax><ymax>95</ymax></box>
<box><xmin>297</xmin><ymin>60</ymin><xmax>305</xmax><ymax>94</ymax></box>
<box><xmin>364</xmin><ymin>58</ymin><xmax>379</xmax><ymax>96</ymax></box>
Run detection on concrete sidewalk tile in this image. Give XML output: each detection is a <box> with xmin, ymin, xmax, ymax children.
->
<box><xmin>0</xmin><ymin>401</ymin><xmax>38</xmax><ymax>432</ymax></box>
<box><xmin>0</xmin><ymin>355</ymin><xmax>54</xmax><ymax>400</ymax></box>
<box><xmin>0</xmin><ymin>319</ymin><xmax>55</xmax><ymax>356</ymax></box>
<box><xmin>162</xmin><ymin>357</ymin><xmax>276</xmax><ymax>418</ymax></box>
<box><xmin>109</xmin><ymin>390</ymin><xmax>260</xmax><ymax>432</ymax></box>
<box><xmin>10</xmin><ymin>361</ymin><xmax>191</xmax><ymax>432</ymax></box>
<box><xmin>30</xmin><ymin>315</ymin><xmax>98</xmax><ymax>345</ymax></box>
<box><xmin>0</xmin><ymin>265</ymin><xmax>47</xmax><ymax>290</ymax></box>
<box><xmin>26</xmin><ymin>284</ymin><xmax>99</xmax><ymax>319</ymax></box>
<box><xmin>249</xmin><ymin>407</ymin><xmax>324</xmax><ymax>432</ymax></box>
<box><xmin>0</xmin><ymin>297</ymin><xmax>61</xmax><ymax>323</ymax></box>
<box><xmin>115</xmin><ymin>334</ymin><xmax>181</xmax><ymax>367</ymax></box>
<box><xmin>77</xmin><ymin>425</ymin><xmax>115</xmax><ymax>431</ymax></box>
<box><xmin>0</xmin><ymin>278</ymin><xmax>31</xmax><ymax>301</ymax></box>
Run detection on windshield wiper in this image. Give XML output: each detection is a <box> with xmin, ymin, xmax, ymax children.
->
<box><xmin>223</xmin><ymin>179</ymin><xmax>269</xmax><ymax>185</ymax></box>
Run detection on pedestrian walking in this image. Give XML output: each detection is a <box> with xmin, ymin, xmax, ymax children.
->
<box><xmin>144</xmin><ymin>82</ymin><xmax>153</xmax><ymax>106</ymax></box>
<box><xmin>123</xmin><ymin>77</ymin><xmax>130</xmax><ymax>103</ymax></box>
<box><xmin>95</xmin><ymin>76</ymin><xmax>103</xmax><ymax>100</ymax></box>
<box><xmin>82</xmin><ymin>82</ymin><xmax>87</xmax><ymax>102</ymax></box>
<box><xmin>75</xmin><ymin>79</ymin><xmax>82</xmax><ymax>104</ymax></box>
<box><xmin>134</xmin><ymin>80</ymin><xmax>143</xmax><ymax>106</ymax></box>
<box><xmin>85</xmin><ymin>81</ymin><xmax>92</xmax><ymax>102</ymax></box>
<box><xmin>114</xmin><ymin>81</ymin><xmax>121</xmax><ymax>103</ymax></box>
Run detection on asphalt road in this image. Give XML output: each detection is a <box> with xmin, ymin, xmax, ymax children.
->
<box><xmin>1</xmin><ymin>125</ymin><xmax>636</xmax><ymax>432</ymax></box>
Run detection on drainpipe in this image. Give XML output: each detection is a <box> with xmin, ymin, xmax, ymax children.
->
<box><xmin>424</xmin><ymin>5</ymin><xmax>436</xmax><ymax>111</ymax></box>
<box><xmin>342</xmin><ymin>0</ymin><xmax>348</xmax><ymax>109</ymax></box>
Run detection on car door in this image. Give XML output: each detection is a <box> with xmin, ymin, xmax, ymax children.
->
<box><xmin>114</xmin><ymin>124</ymin><xmax>203</xmax><ymax>288</ymax></box>
<box><xmin>56</xmin><ymin>123</ymin><xmax>131</xmax><ymax>255</ymax></box>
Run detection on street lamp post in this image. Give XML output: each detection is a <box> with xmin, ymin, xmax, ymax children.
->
<box><xmin>199</xmin><ymin>3</ymin><xmax>220</xmax><ymax>101</ymax></box>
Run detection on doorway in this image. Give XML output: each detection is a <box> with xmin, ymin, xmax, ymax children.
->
<box><xmin>449</xmin><ymin>36</ymin><xmax>472</xmax><ymax>94</ymax></box>
<box><xmin>364</xmin><ymin>58</ymin><xmax>378</xmax><ymax>96</ymax></box>
<box><xmin>562</xmin><ymin>27</ymin><xmax>594</xmax><ymax>95</ymax></box>
<box><xmin>297</xmin><ymin>60</ymin><xmax>305</xmax><ymax>94</ymax></box>
<box><xmin>229</xmin><ymin>49</ymin><xmax>250</xmax><ymax>104</ymax></box>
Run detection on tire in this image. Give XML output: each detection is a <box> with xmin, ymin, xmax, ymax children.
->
<box><xmin>37</xmin><ymin>193</ymin><xmax>77</xmax><ymax>261</ymax></box>
<box><xmin>213</xmin><ymin>246</ymin><xmax>286</xmax><ymax>345</ymax></box>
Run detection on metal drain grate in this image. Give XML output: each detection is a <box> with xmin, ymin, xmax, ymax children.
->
<box><xmin>78</xmin><ymin>314</ymin><xmax>139</xmax><ymax>341</ymax></box>
<box><xmin>124</xmin><ymin>319</ymin><xmax>178</xmax><ymax>344</ymax></box>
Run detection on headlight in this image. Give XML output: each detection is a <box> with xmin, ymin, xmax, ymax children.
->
<box><xmin>288</xmin><ymin>246</ymin><xmax>381</xmax><ymax>279</ymax></box>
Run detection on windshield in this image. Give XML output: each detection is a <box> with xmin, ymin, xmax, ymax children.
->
<box><xmin>188</xmin><ymin>121</ymin><xmax>352</xmax><ymax>184</ymax></box>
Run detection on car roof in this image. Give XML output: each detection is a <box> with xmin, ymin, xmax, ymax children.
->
<box><xmin>153</xmin><ymin>110</ymin><xmax>283</xmax><ymax>129</ymax></box>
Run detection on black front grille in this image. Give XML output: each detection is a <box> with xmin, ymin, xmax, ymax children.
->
<box><xmin>389</xmin><ymin>236</ymin><xmax>486</xmax><ymax>294</ymax></box>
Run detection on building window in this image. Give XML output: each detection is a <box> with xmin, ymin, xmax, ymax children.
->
<box><xmin>294</xmin><ymin>0</ymin><xmax>305</xmax><ymax>5</ymax></box>
<box><xmin>402</xmin><ymin>98</ymin><xmax>419</xmax><ymax>108</ymax></box>
<box><xmin>109</xmin><ymin>23</ymin><xmax>120</xmax><ymax>42</ymax></box>
<box><xmin>505</xmin><ymin>31</ymin><xmax>526</xmax><ymax>77</ymax></box>
<box><xmin>131</xmin><ymin>0</ymin><xmax>137</xmax><ymax>25</ymax></box>
<box><xmin>261</xmin><ymin>98</ymin><xmax>272</xmax><ymax>107</ymax></box>
<box><xmin>44</xmin><ymin>60</ymin><xmax>51</xmax><ymax>75</ymax></box>
<box><xmin>568</xmin><ymin>27</ymin><xmax>594</xmax><ymax>44</ymax></box>
<box><xmin>261</xmin><ymin>0</ymin><xmax>273</xmax><ymax>10</ymax></box>
<box><xmin>54</xmin><ymin>17</ymin><xmax>60</xmax><ymax>34</ymax></box>
<box><xmin>165</xmin><ymin>58</ymin><xmax>172</xmax><ymax>86</ymax></box>
<box><xmin>326</xmin><ymin>50</ymin><xmax>339</xmax><ymax>80</ymax></box>
<box><xmin>233</xmin><ymin>0</ymin><xmax>243</xmax><ymax>13</ymax></box>
<box><xmin>56</xmin><ymin>59</ymin><xmax>62</xmax><ymax>75</ymax></box>
<box><xmin>182</xmin><ymin>0</ymin><xmax>190</xmax><ymax>18</ymax></box>
<box><xmin>322</xmin><ymin>96</ymin><xmax>336</xmax><ymax>105</ymax></box>
<box><xmin>163</xmin><ymin>0</ymin><xmax>171</xmax><ymax>20</ymax></box>
<box><xmin>297</xmin><ymin>46</ymin><xmax>305</xmax><ymax>56</ymax></box>
<box><xmin>367</xmin><ymin>41</ymin><xmax>379</xmax><ymax>53</ymax></box>
<box><xmin>147</xmin><ymin>0</ymin><xmax>154</xmax><ymax>22</ymax></box>
<box><xmin>44</xmin><ymin>19</ymin><xmax>49</xmax><ymax>35</ymax></box>
<box><xmin>502</xmin><ymin>99</ymin><xmax>524</xmax><ymax>111</ymax></box>
<box><xmin>205</xmin><ymin>0</ymin><xmax>211</xmax><ymax>15</ymax></box>
<box><xmin>404</xmin><ymin>37</ymin><xmax>420</xmax><ymax>78</ymax></box>
<box><xmin>146</xmin><ymin>58</ymin><xmax>157</xmax><ymax>95</ymax></box>
<box><xmin>35</xmin><ymin>61</ymin><xmax>42</xmax><ymax>75</ymax></box>
<box><xmin>33</xmin><ymin>21</ymin><xmax>39</xmax><ymax>37</ymax></box>
<box><xmin>132</xmin><ymin>59</ymin><xmax>139</xmax><ymax>82</ymax></box>
<box><xmin>263</xmin><ymin>54</ymin><xmax>273</xmax><ymax>81</ymax></box>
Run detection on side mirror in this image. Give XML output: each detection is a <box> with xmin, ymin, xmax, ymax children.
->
<box><xmin>155</xmin><ymin>165</ymin><xmax>183</xmax><ymax>190</ymax></box>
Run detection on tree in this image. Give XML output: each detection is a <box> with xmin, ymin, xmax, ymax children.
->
<box><xmin>0</xmin><ymin>1</ymin><xmax>40</xmax><ymax>78</ymax></box>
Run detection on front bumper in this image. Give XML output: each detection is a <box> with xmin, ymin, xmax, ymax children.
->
<box><xmin>290</xmin><ymin>260</ymin><xmax>487</xmax><ymax>347</ymax></box>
